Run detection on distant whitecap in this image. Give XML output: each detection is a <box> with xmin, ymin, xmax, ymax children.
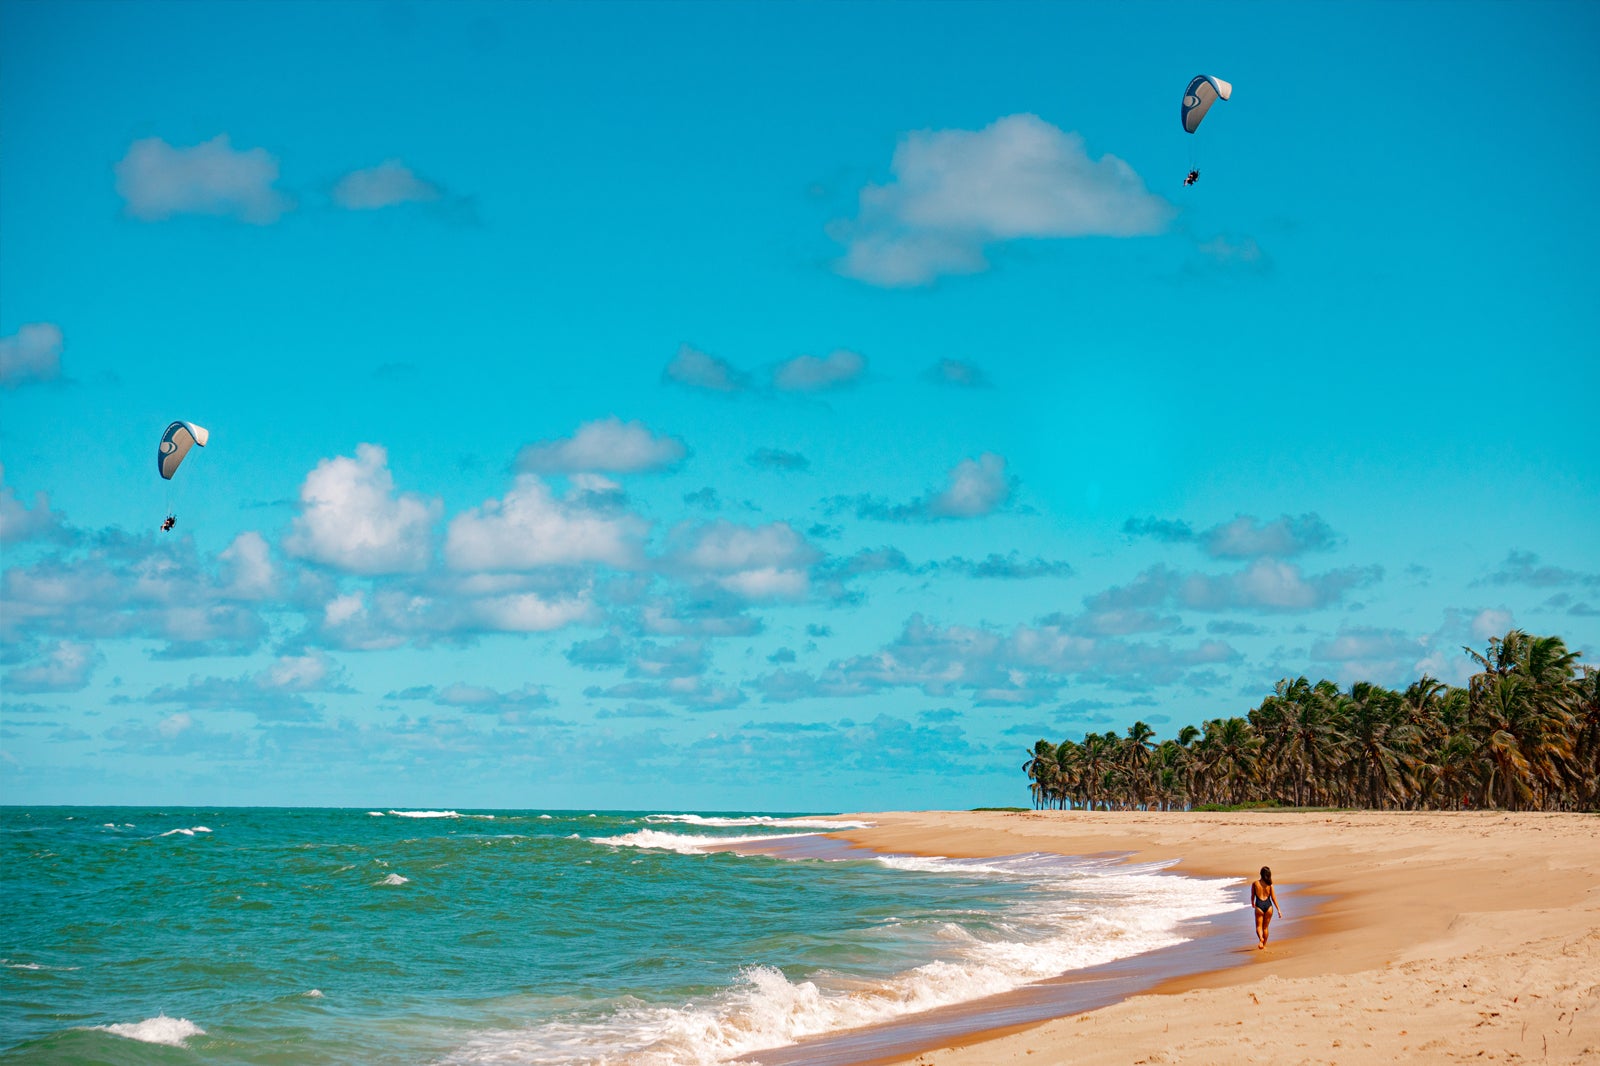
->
<box><xmin>93</xmin><ymin>1015</ymin><xmax>205</xmax><ymax>1047</ymax></box>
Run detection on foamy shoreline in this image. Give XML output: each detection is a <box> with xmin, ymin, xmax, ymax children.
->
<box><xmin>807</xmin><ymin>810</ymin><xmax>1600</xmax><ymax>1066</ymax></box>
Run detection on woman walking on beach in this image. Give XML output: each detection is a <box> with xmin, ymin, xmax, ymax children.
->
<box><xmin>1250</xmin><ymin>866</ymin><xmax>1281</xmax><ymax>949</ymax></box>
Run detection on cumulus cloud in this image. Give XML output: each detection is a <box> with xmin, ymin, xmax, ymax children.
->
<box><xmin>830</xmin><ymin>114</ymin><xmax>1172</xmax><ymax>286</ymax></box>
<box><xmin>640</xmin><ymin>589</ymin><xmax>764</xmax><ymax>638</ymax></box>
<box><xmin>1123</xmin><ymin>513</ymin><xmax>1339</xmax><ymax>558</ymax></box>
<box><xmin>1086</xmin><ymin>560</ymin><xmax>1382</xmax><ymax>614</ymax></box>
<box><xmin>934</xmin><ymin>553</ymin><xmax>1071</xmax><ymax>580</ymax></box>
<box><xmin>515</xmin><ymin>417</ymin><xmax>686</xmax><ymax>475</ymax></box>
<box><xmin>1482</xmin><ymin>550</ymin><xmax>1600</xmax><ymax>590</ymax></box>
<box><xmin>772</xmin><ymin>350</ymin><xmax>865</xmax><ymax>392</ymax></box>
<box><xmin>114</xmin><ymin>135</ymin><xmax>292</xmax><ymax>224</ymax></box>
<box><xmin>1121</xmin><ymin>516</ymin><xmax>1195</xmax><ymax>543</ymax></box>
<box><xmin>755</xmin><ymin>612</ymin><xmax>1237</xmax><ymax>707</ymax></box>
<box><xmin>565</xmin><ymin>632</ymin><xmax>629</xmax><ymax>668</ymax></box>
<box><xmin>0</xmin><ymin>323</ymin><xmax>64</xmax><ymax>388</ymax></box>
<box><xmin>624</xmin><ymin>640</ymin><xmax>708</xmax><ymax>679</ymax></box>
<box><xmin>584</xmin><ymin>677</ymin><xmax>746</xmax><ymax>711</ymax></box>
<box><xmin>1200</xmin><ymin>514</ymin><xmax>1340</xmax><ymax>559</ymax></box>
<box><xmin>817</xmin><ymin>548</ymin><xmax>1071</xmax><ymax>594</ymax></box>
<box><xmin>217</xmin><ymin>532</ymin><xmax>277</xmax><ymax>599</ymax></box>
<box><xmin>4</xmin><ymin>640</ymin><xmax>102</xmax><ymax>693</ymax></box>
<box><xmin>332</xmin><ymin>159</ymin><xmax>442</xmax><ymax>209</ymax></box>
<box><xmin>386</xmin><ymin>681</ymin><xmax>554</xmax><ymax>714</ymax></box>
<box><xmin>668</xmin><ymin>521</ymin><xmax>820</xmax><ymax>602</ymax></box>
<box><xmin>314</xmin><ymin>581</ymin><xmax>597</xmax><ymax>649</ymax></box>
<box><xmin>1</xmin><ymin>465</ymin><xmax>72</xmax><ymax>545</ymax></box>
<box><xmin>1309</xmin><ymin>626</ymin><xmax>1428</xmax><ymax>686</ymax></box>
<box><xmin>664</xmin><ymin>345</ymin><xmax>748</xmax><ymax>393</ymax></box>
<box><xmin>286</xmin><ymin>444</ymin><xmax>441</xmax><ymax>574</ymax></box>
<box><xmin>444</xmin><ymin>475</ymin><xmax>647</xmax><ymax>571</ymax></box>
<box><xmin>835</xmin><ymin>453</ymin><xmax>1014</xmax><ymax>522</ymax></box>
<box><xmin>1</xmin><ymin>530</ymin><xmax>271</xmax><ymax>658</ymax></box>
<box><xmin>143</xmin><ymin>653</ymin><xmax>351</xmax><ymax>722</ymax></box>
<box><xmin>924</xmin><ymin>358</ymin><xmax>990</xmax><ymax>388</ymax></box>
<box><xmin>748</xmin><ymin>448</ymin><xmax>809</xmax><ymax>472</ymax></box>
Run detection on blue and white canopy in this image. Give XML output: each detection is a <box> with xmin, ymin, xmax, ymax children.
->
<box><xmin>158</xmin><ymin>421</ymin><xmax>209</xmax><ymax>480</ymax></box>
<box><xmin>1181</xmin><ymin>75</ymin><xmax>1233</xmax><ymax>134</ymax></box>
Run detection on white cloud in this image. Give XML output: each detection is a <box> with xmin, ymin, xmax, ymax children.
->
<box><xmin>926</xmin><ymin>453</ymin><xmax>1011</xmax><ymax>518</ymax></box>
<box><xmin>141</xmin><ymin>653</ymin><xmax>351</xmax><ymax>722</ymax></box>
<box><xmin>515</xmin><ymin>417</ymin><xmax>686</xmax><ymax>474</ymax></box>
<box><xmin>772</xmin><ymin>350</ymin><xmax>866</xmax><ymax>392</ymax></box>
<box><xmin>4</xmin><ymin>640</ymin><xmax>102</xmax><ymax>693</ymax></box>
<box><xmin>0</xmin><ymin>323</ymin><xmax>64</xmax><ymax>388</ymax></box>
<box><xmin>0</xmin><ymin>530</ymin><xmax>271</xmax><ymax>658</ymax></box>
<box><xmin>756</xmin><ymin>612</ymin><xmax>1238</xmax><ymax>706</ymax></box>
<box><xmin>1471</xmin><ymin>607</ymin><xmax>1514</xmax><ymax>640</ymax></box>
<box><xmin>391</xmin><ymin>682</ymin><xmax>554</xmax><ymax>712</ymax></box>
<box><xmin>1088</xmin><ymin>560</ymin><xmax>1382</xmax><ymax>614</ymax></box>
<box><xmin>114</xmin><ymin>135</ymin><xmax>292</xmax><ymax>224</ymax></box>
<box><xmin>316</xmin><ymin>584</ymin><xmax>594</xmax><ymax>647</ymax></box>
<box><xmin>664</xmin><ymin>345</ymin><xmax>748</xmax><ymax>393</ymax></box>
<box><xmin>445</xmin><ymin>475</ymin><xmax>646</xmax><ymax>571</ymax></box>
<box><xmin>465</xmin><ymin>591</ymin><xmax>596</xmax><ymax>632</ymax></box>
<box><xmin>838</xmin><ymin>453</ymin><xmax>1014</xmax><ymax>522</ymax></box>
<box><xmin>831</xmin><ymin>114</ymin><xmax>1172</xmax><ymax>286</ymax></box>
<box><xmin>218</xmin><ymin>532</ymin><xmax>276</xmax><ymax>598</ymax></box>
<box><xmin>1310</xmin><ymin>626</ymin><xmax>1426</xmax><ymax>686</ymax></box>
<box><xmin>0</xmin><ymin>464</ymin><xmax>70</xmax><ymax>544</ymax></box>
<box><xmin>158</xmin><ymin>712</ymin><xmax>194</xmax><ymax>739</ymax></box>
<box><xmin>264</xmin><ymin>652</ymin><xmax>344</xmax><ymax>692</ymax></box>
<box><xmin>1201</xmin><ymin>514</ymin><xmax>1338</xmax><ymax>559</ymax></box>
<box><xmin>331</xmin><ymin>159</ymin><xmax>442</xmax><ymax>210</ymax></box>
<box><xmin>286</xmin><ymin>444</ymin><xmax>440</xmax><ymax>574</ymax></box>
<box><xmin>670</xmin><ymin>521</ymin><xmax>819</xmax><ymax>601</ymax></box>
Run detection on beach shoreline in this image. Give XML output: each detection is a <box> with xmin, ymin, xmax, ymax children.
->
<box><xmin>796</xmin><ymin>810</ymin><xmax>1599</xmax><ymax>1065</ymax></box>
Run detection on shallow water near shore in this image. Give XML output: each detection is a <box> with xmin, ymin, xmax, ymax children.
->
<box><xmin>2</xmin><ymin>807</ymin><xmax>1242</xmax><ymax>1064</ymax></box>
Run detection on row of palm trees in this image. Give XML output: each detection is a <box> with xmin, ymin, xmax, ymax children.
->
<box><xmin>1023</xmin><ymin>630</ymin><xmax>1598</xmax><ymax>812</ymax></box>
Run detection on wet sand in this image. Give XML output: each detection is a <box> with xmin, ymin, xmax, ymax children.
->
<box><xmin>768</xmin><ymin>810</ymin><xmax>1600</xmax><ymax>1065</ymax></box>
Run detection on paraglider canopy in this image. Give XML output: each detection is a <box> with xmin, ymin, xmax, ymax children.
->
<box><xmin>1182</xmin><ymin>75</ymin><xmax>1233</xmax><ymax>134</ymax></box>
<box><xmin>158</xmin><ymin>421</ymin><xmax>209</xmax><ymax>480</ymax></box>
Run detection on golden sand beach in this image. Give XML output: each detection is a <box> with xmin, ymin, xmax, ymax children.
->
<box><xmin>817</xmin><ymin>810</ymin><xmax>1599</xmax><ymax>1065</ymax></box>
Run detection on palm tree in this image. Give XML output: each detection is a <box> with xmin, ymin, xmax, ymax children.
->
<box><xmin>1122</xmin><ymin>721</ymin><xmax>1157</xmax><ymax>810</ymax></box>
<box><xmin>1343</xmin><ymin>681</ymin><xmax>1414</xmax><ymax>809</ymax></box>
<box><xmin>1019</xmin><ymin>629</ymin><xmax>1588</xmax><ymax>813</ymax></box>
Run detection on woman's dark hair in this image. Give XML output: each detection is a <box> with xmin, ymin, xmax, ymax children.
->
<box><xmin>1260</xmin><ymin>866</ymin><xmax>1273</xmax><ymax>886</ymax></box>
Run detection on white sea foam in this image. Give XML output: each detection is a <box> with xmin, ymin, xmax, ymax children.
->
<box><xmin>375</xmin><ymin>873</ymin><xmax>410</xmax><ymax>886</ymax></box>
<box><xmin>441</xmin><ymin>851</ymin><xmax>1241</xmax><ymax>1066</ymax></box>
<box><xmin>368</xmin><ymin>811</ymin><xmax>385</xmax><ymax>817</ymax></box>
<box><xmin>592</xmin><ymin>829</ymin><xmax>812</xmax><ymax>855</ymax></box>
<box><xmin>3</xmin><ymin>958</ymin><xmax>79</xmax><ymax>971</ymax></box>
<box><xmin>303</xmin><ymin>989</ymin><xmax>324</xmax><ymax>998</ymax></box>
<box><xmin>387</xmin><ymin>810</ymin><xmax>495</xmax><ymax>820</ymax></box>
<box><xmin>92</xmin><ymin>1015</ymin><xmax>205</xmax><ymax>1047</ymax></box>
<box><xmin>646</xmin><ymin>814</ymin><xmax>873</xmax><ymax>830</ymax></box>
<box><xmin>158</xmin><ymin>826</ymin><xmax>213</xmax><ymax>837</ymax></box>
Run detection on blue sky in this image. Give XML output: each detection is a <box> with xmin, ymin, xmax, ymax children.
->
<box><xmin>2</xmin><ymin>1</ymin><xmax>1596</xmax><ymax>810</ymax></box>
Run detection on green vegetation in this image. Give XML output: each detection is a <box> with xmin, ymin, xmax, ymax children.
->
<box><xmin>1022</xmin><ymin>629</ymin><xmax>1598</xmax><ymax>813</ymax></box>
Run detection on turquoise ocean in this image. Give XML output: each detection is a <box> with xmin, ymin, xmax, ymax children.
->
<box><xmin>1</xmin><ymin>808</ymin><xmax>1239</xmax><ymax>1064</ymax></box>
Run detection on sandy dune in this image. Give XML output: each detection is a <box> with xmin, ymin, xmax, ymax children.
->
<box><xmin>827</xmin><ymin>810</ymin><xmax>1600</xmax><ymax>1065</ymax></box>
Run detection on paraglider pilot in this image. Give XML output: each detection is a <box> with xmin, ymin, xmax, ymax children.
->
<box><xmin>161</xmin><ymin>514</ymin><xmax>177</xmax><ymax>532</ymax></box>
<box><xmin>1184</xmin><ymin>169</ymin><xmax>1200</xmax><ymax>187</ymax></box>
